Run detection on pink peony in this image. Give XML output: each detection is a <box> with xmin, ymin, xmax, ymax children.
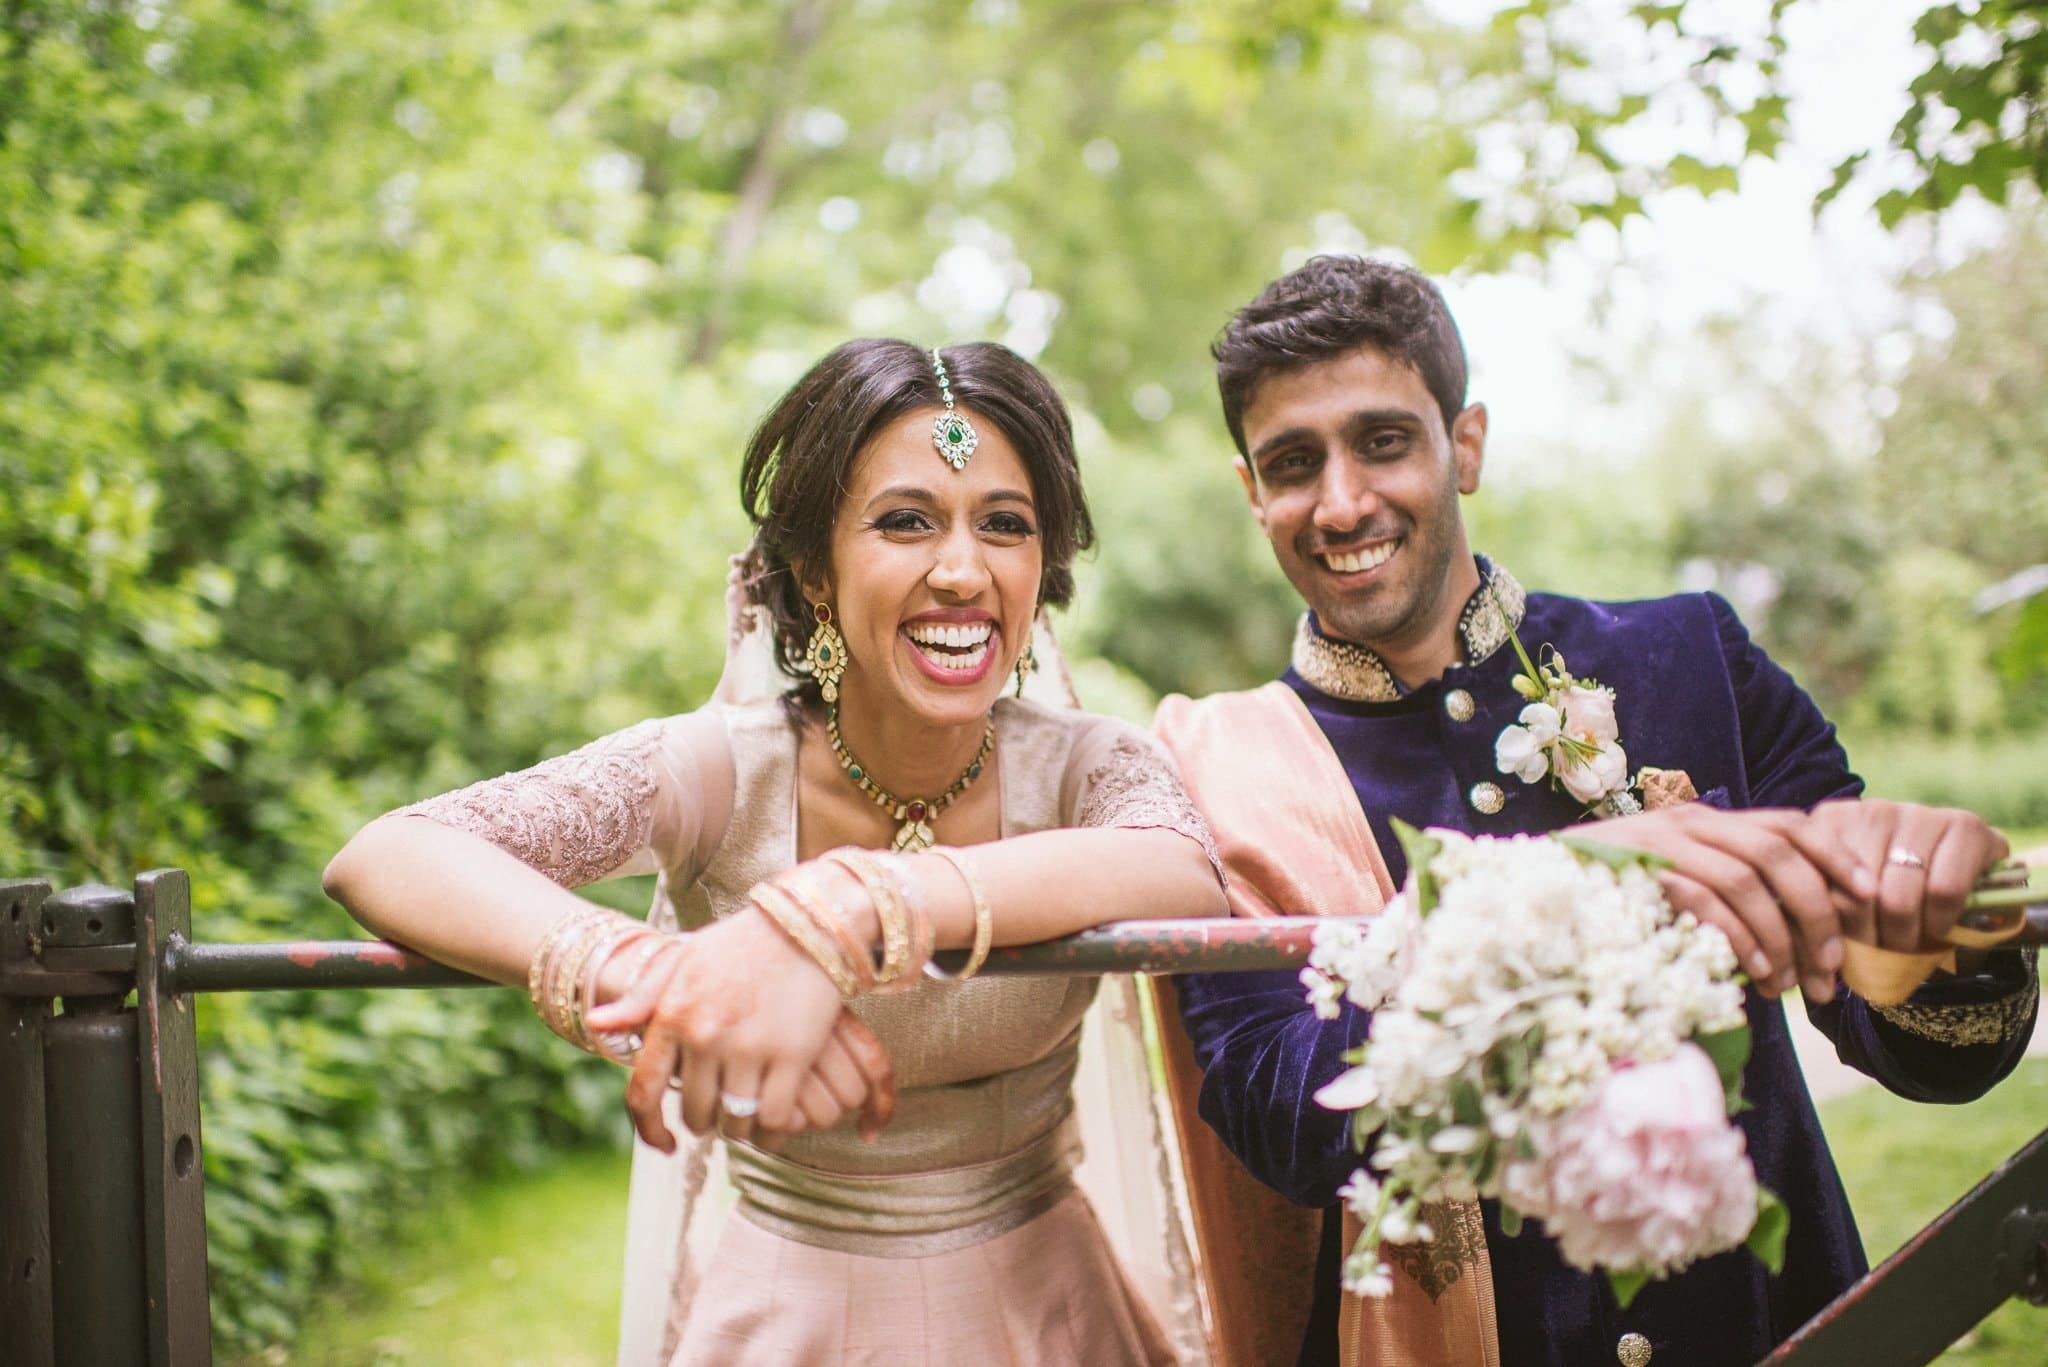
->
<box><xmin>1519</xmin><ymin>1043</ymin><xmax>1758</xmax><ymax>1277</ymax></box>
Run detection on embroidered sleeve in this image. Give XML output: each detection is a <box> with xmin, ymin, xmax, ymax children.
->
<box><xmin>1074</xmin><ymin>732</ymin><xmax>1226</xmax><ymax>887</ymax></box>
<box><xmin>1869</xmin><ymin>947</ymin><xmax>2039</xmax><ymax>1046</ymax></box>
<box><xmin>393</xmin><ymin>719</ymin><xmax>668</xmax><ymax>888</ymax></box>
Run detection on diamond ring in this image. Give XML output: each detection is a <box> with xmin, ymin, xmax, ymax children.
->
<box><xmin>1885</xmin><ymin>845</ymin><xmax>1928</xmax><ymax>871</ymax></box>
<box><xmin>719</xmin><ymin>1092</ymin><xmax>760</xmax><ymax>1119</ymax></box>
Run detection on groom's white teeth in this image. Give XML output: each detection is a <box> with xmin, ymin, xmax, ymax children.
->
<box><xmin>1320</xmin><ymin>541</ymin><xmax>1398</xmax><ymax>574</ymax></box>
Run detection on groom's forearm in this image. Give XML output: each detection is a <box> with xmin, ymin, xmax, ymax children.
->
<box><xmin>1176</xmin><ymin>968</ymin><xmax>1369</xmax><ymax>1208</ymax></box>
<box><xmin>1805</xmin><ymin>951</ymin><xmax>2040</xmax><ymax>1103</ymax></box>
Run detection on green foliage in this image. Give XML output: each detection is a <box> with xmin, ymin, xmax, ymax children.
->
<box><xmin>1826</xmin><ymin>1</ymin><xmax>2048</xmax><ymax>225</ymax></box>
<box><xmin>6</xmin><ymin>0</ymin><xmax>2046</xmax><ymax>1353</ymax></box>
<box><xmin>1841</xmin><ymin>727</ymin><xmax>2048</xmax><ymax>832</ymax></box>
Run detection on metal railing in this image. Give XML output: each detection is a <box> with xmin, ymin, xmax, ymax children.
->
<box><xmin>1</xmin><ymin>868</ymin><xmax>2043</xmax><ymax>1366</ymax></box>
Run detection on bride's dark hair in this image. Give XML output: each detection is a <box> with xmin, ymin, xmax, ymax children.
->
<box><xmin>739</xmin><ymin>338</ymin><xmax>1094</xmax><ymax>697</ymax></box>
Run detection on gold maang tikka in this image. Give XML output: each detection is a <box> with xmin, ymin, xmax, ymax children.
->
<box><xmin>930</xmin><ymin>347</ymin><xmax>978</xmax><ymax>471</ymax></box>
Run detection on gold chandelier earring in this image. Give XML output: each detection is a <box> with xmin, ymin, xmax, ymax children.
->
<box><xmin>804</xmin><ymin>602</ymin><xmax>848</xmax><ymax>704</ymax></box>
<box><xmin>1014</xmin><ymin>642</ymin><xmax>1037</xmax><ymax>697</ymax></box>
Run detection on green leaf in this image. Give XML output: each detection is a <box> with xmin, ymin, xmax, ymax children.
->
<box><xmin>1607</xmin><ymin>1266</ymin><xmax>1652</xmax><ymax>1310</ymax></box>
<box><xmin>1746</xmin><ymin>1187</ymin><xmax>1790</xmax><ymax>1274</ymax></box>
<box><xmin>1498</xmin><ymin>1203</ymin><xmax>1523</xmax><ymax>1237</ymax></box>
<box><xmin>1451</xmin><ymin>1075</ymin><xmax>1485</xmax><ymax>1127</ymax></box>
<box><xmin>1696</xmin><ymin>1025</ymin><xmax>1753</xmax><ymax>1112</ymax></box>
<box><xmin>1391</xmin><ymin>818</ymin><xmax>1444</xmax><ymax>916</ymax></box>
<box><xmin>1557</xmin><ymin>835</ymin><xmax>1674</xmax><ymax>873</ymax></box>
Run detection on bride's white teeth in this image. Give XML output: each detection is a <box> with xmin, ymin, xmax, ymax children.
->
<box><xmin>906</xmin><ymin>621</ymin><xmax>994</xmax><ymax>648</ymax></box>
<box><xmin>909</xmin><ymin>640</ymin><xmax>990</xmax><ymax>671</ymax></box>
<box><xmin>1320</xmin><ymin>541</ymin><xmax>1399</xmax><ymax>574</ymax></box>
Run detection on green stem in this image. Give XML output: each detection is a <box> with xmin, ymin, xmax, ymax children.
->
<box><xmin>1963</xmin><ymin>885</ymin><xmax>2041</xmax><ymax>913</ymax></box>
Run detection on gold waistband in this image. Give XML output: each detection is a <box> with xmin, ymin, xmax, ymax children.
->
<box><xmin>726</xmin><ymin>1111</ymin><xmax>1083</xmax><ymax>1258</ymax></box>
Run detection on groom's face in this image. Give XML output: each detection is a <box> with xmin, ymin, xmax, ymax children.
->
<box><xmin>1235</xmin><ymin>345</ymin><xmax>1484</xmax><ymax>653</ymax></box>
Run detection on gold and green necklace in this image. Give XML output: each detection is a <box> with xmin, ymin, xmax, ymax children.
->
<box><xmin>827</xmin><ymin>705</ymin><xmax>995</xmax><ymax>851</ymax></box>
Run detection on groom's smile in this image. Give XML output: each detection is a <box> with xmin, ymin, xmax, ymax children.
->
<box><xmin>1315</xmin><ymin>537</ymin><xmax>1401</xmax><ymax>576</ymax></box>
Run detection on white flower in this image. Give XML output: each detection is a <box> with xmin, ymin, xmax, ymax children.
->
<box><xmin>1557</xmin><ymin>740</ymin><xmax>1629</xmax><ymax>805</ymax></box>
<box><xmin>1316</xmin><ymin>1065</ymin><xmax>1381</xmax><ymax>1111</ymax></box>
<box><xmin>1336</xmin><ymin>1168</ymin><xmax>1382</xmax><ymax>1219</ymax></box>
<box><xmin>1343</xmin><ymin>1254</ymin><xmax>1396</xmax><ymax>1298</ymax></box>
<box><xmin>1495</xmin><ymin>724</ymin><xmax>1552</xmax><ymax>783</ymax></box>
<box><xmin>1559</xmin><ymin>685</ymin><xmax>1619</xmax><ymax>746</ymax></box>
<box><xmin>1380</xmin><ymin>1202</ymin><xmax>1435</xmax><ymax>1245</ymax></box>
<box><xmin>1427</xmin><ymin>1125</ymin><xmax>1484</xmax><ymax>1154</ymax></box>
<box><xmin>1301</xmin><ymin>966</ymin><xmax>1344</xmax><ymax>1020</ymax></box>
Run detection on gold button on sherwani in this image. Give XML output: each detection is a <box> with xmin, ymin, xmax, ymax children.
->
<box><xmin>1617</xmin><ymin>1332</ymin><xmax>1653</xmax><ymax>1366</ymax></box>
<box><xmin>1468</xmin><ymin>781</ymin><xmax>1504</xmax><ymax>814</ymax></box>
<box><xmin>1443</xmin><ymin>688</ymin><xmax>1475</xmax><ymax>722</ymax></box>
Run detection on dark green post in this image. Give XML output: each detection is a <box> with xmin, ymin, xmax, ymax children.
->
<box><xmin>39</xmin><ymin>884</ymin><xmax>150</xmax><ymax>1367</ymax></box>
<box><xmin>1</xmin><ymin>877</ymin><xmax>57</xmax><ymax>1366</ymax></box>
<box><xmin>135</xmin><ymin>869</ymin><xmax>211</xmax><ymax>1363</ymax></box>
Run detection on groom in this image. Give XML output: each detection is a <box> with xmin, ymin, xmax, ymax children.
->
<box><xmin>1157</xmin><ymin>257</ymin><xmax>2040</xmax><ymax>1366</ymax></box>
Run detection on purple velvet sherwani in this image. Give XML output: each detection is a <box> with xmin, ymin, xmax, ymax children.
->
<box><xmin>1175</xmin><ymin>560</ymin><xmax>2041</xmax><ymax>1367</ymax></box>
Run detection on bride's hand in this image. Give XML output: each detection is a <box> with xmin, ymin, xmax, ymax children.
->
<box><xmin>759</xmin><ymin>1010</ymin><xmax>897</xmax><ymax>1151</ymax></box>
<box><xmin>588</xmin><ymin>868</ymin><xmax>894</xmax><ymax>1150</ymax></box>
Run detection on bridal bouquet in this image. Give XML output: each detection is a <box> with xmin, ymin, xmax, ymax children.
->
<box><xmin>1302</xmin><ymin>825</ymin><xmax>1786</xmax><ymax>1306</ymax></box>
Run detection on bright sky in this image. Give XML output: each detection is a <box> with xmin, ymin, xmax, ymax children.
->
<box><xmin>1409</xmin><ymin>0</ymin><xmax>2004</xmax><ymax>483</ymax></box>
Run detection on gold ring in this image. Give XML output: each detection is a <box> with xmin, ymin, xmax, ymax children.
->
<box><xmin>1885</xmin><ymin>845</ymin><xmax>1928</xmax><ymax>871</ymax></box>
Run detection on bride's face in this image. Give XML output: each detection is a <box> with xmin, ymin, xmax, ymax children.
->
<box><xmin>811</xmin><ymin>406</ymin><xmax>1043</xmax><ymax>729</ymax></box>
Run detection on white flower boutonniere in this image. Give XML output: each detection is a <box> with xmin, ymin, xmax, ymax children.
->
<box><xmin>1493</xmin><ymin>632</ymin><xmax>1642</xmax><ymax>816</ymax></box>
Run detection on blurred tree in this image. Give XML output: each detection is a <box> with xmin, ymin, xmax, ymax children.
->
<box><xmin>1824</xmin><ymin>0</ymin><xmax>2048</xmax><ymax>225</ymax></box>
<box><xmin>1869</xmin><ymin>207</ymin><xmax>2048</xmax><ymax>726</ymax></box>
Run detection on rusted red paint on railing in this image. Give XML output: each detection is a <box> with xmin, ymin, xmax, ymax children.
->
<box><xmin>163</xmin><ymin>938</ymin><xmax>488</xmax><ymax>993</ymax></box>
<box><xmin>283</xmin><ymin>940</ymin><xmax>420</xmax><ymax>970</ymax></box>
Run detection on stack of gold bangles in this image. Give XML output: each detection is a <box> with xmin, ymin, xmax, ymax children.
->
<box><xmin>745</xmin><ymin>844</ymin><xmax>994</xmax><ymax>998</ymax></box>
<box><xmin>527</xmin><ymin>906</ymin><xmax>667</xmax><ymax>1061</ymax></box>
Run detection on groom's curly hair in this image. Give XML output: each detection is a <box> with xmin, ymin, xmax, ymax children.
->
<box><xmin>740</xmin><ymin>339</ymin><xmax>1093</xmax><ymax>698</ymax></box>
<box><xmin>1213</xmin><ymin>256</ymin><xmax>1469</xmax><ymax>456</ymax></box>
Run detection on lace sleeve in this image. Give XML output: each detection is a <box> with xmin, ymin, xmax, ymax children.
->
<box><xmin>392</xmin><ymin>719</ymin><xmax>670</xmax><ymax>888</ymax></box>
<box><xmin>1072</xmin><ymin>728</ymin><xmax>1226</xmax><ymax>887</ymax></box>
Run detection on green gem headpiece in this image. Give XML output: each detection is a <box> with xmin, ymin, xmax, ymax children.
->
<box><xmin>930</xmin><ymin>347</ymin><xmax>978</xmax><ymax>471</ymax></box>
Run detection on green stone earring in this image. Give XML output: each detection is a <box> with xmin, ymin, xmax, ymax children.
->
<box><xmin>804</xmin><ymin>602</ymin><xmax>848</xmax><ymax>703</ymax></box>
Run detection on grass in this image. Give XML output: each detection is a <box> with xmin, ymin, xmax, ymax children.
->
<box><xmin>1817</xmin><ymin>1058</ymin><xmax>2048</xmax><ymax>1366</ymax></box>
<box><xmin>235</xmin><ymin>1147</ymin><xmax>630</xmax><ymax>1366</ymax></box>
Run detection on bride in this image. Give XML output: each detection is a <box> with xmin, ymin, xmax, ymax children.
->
<box><xmin>322</xmin><ymin>339</ymin><xmax>1228</xmax><ymax>1364</ymax></box>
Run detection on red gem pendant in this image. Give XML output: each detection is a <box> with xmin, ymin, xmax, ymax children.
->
<box><xmin>906</xmin><ymin>801</ymin><xmax>928</xmax><ymax>823</ymax></box>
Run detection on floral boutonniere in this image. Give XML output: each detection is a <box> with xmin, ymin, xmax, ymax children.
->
<box><xmin>1492</xmin><ymin>630</ymin><xmax>1644</xmax><ymax>817</ymax></box>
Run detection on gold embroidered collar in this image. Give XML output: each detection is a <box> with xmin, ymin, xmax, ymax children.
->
<box><xmin>1291</xmin><ymin>560</ymin><xmax>1527</xmax><ymax>703</ymax></box>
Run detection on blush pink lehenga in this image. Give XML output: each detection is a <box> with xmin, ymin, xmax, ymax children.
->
<box><xmin>394</xmin><ymin>690</ymin><xmax>1218</xmax><ymax>1366</ymax></box>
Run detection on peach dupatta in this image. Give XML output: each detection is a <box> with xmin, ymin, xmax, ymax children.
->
<box><xmin>1152</xmin><ymin>682</ymin><xmax>1500</xmax><ymax>1367</ymax></box>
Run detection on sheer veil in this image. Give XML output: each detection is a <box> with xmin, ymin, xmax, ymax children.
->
<box><xmin>614</xmin><ymin>552</ymin><xmax>1211</xmax><ymax>1365</ymax></box>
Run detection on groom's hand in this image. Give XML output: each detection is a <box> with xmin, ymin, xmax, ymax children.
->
<box><xmin>1586</xmin><ymin>805</ymin><xmax>1874</xmax><ymax>1003</ymax></box>
<box><xmin>1802</xmin><ymin>799</ymin><xmax>2009</xmax><ymax>953</ymax></box>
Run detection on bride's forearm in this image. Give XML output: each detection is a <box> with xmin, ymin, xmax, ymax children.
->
<box><xmin>321</xmin><ymin>816</ymin><xmax>602</xmax><ymax>988</ymax></box>
<box><xmin>908</xmin><ymin>827</ymin><xmax>1226</xmax><ymax>952</ymax></box>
